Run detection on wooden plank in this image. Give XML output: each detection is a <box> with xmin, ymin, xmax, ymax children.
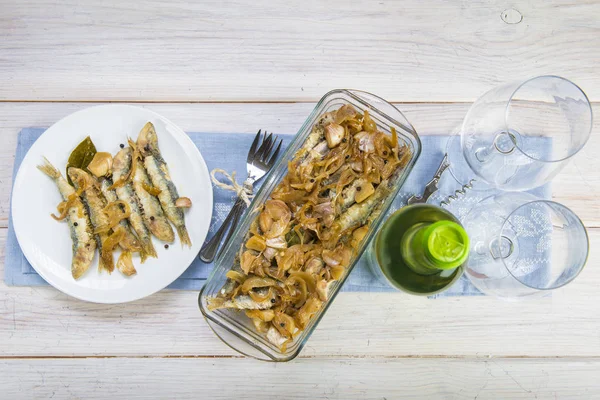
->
<box><xmin>1</xmin><ymin>357</ymin><xmax>599</xmax><ymax>399</ymax></box>
<box><xmin>0</xmin><ymin>102</ymin><xmax>599</xmax><ymax>228</ymax></box>
<box><xmin>1</xmin><ymin>225</ymin><xmax>599</xmax><ymax>358</ymax></box>
<box><xmin>1</xmin><ymin>0</ymin><xmax>599</xmax><ymax>102</ymax></box>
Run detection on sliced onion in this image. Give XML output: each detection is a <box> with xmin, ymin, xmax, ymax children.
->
<box><xmin>240</xmin><ymin>250</ymin><xmax>259</xmax><ymax>275</ymax></box>
<box><xmin>241</xmin><ymin>276</ymin><xmax>277</xmax><ymax>293</ymax></box>
<box><xmin>246</xmin><ymin>235</ymin><xmax>267</xmax><ymax>252</ymax></box>
<box><xmin>102</xmin><ymin>226</ymin><xmax>124</xmax><ymax>253</ymax></box>
<box><xmin>225</xmin><ymin>270</ymin><xmax>247</xmax><ymax>284</ymax></box>
<box><xmin>249</xmin><ymin>288</ymin><xmax>273</xmax><ymax>302</ymax></box>
<box><xmin>289</xmin><ymin>271</ymin><xmax>316</xmax><ymax>293</ymax></box>
<box><xmin>334</xmin><ymin>104</ymin><xmax>357</xmax><ymax>124</ymax></box>
<box><xmin>285</xmin><ymin>275</ymin><xmax>308</xmax><ymax>307</ymax></box>
<box><xmin>119</xmin><ymin>233</ymin><xmax>142</xmax><ymax>253</ymax></box>
<box><xmin>265</xmin><ymin>236</ymin><xmax>287</xmax><ymax>249</ymax></box>
<box><xmin>295</xmin><ymin>296</ymin><xmax>323</xmax><ymax>329</ymax></box>
<box><xmin>363</xmin><ymin>110</ymin><xmax>377</xmax><ymax>133</ymax></box>
<box><xmin>390</xmin><ymin>126</ymin><xmax>398</xmax><ymax>149</ymax></box>
<box><xmin>273</xmin><ymin>312</ymin><xmax>296</xmax><ymax>338</ymax></box>
<box><xmin>330</xmin><ymin>265</ymin><xmax>345</xmax><ymax>280</ymax></box>
<box><xmin>51</xmin><ymin>175</ymin><xmax>89</xmax><ymax>221</ymax></box>
<box><xmin>246</xmin><ymin>309</ymin><xmax>275</xmax><ymax>322</ymax></box>
<box><xmin>142</xmin><ymin>183</ymin><xmax>162</xmax><ymax>196</ymax></box>
<box><xmin>100</xmin><ymin>227</ymin><xmax>125</xmax><ymax>274</ymax></box>
<box><xmin>95</xmin><ymin>201</ymin><xmax>131</xmax><ymax>233</ymax></box>
<box><xmin>51</xmin><ymin>196</ymin><xmax>78</xmax><ymax>221</ymax></box>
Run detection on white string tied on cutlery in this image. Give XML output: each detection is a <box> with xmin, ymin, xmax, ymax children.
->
<box><xmin>210</xmin><ymin>168</ymin><xmax>253</xmax><ymax>206</ymax></box>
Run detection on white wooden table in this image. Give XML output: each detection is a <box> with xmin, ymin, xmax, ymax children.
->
<box><xmin>1</xmin><ymin>1</ymin><xmax>599</xmax><ymax>398</ymax></box>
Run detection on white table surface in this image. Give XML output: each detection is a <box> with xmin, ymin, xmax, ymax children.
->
<box><xmin>1</xmin><ymin>1</ymin><xmax>600</xmax><ymax>398</ymax></box>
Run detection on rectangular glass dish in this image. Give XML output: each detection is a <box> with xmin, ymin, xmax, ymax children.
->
<box><xmin>198</xmin><ymin>89</ymin><xmax>421</xmax><ymax>361</ymax></box>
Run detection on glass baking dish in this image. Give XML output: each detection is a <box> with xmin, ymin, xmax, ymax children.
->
<box><xmin>198</xmin><ymin>89</ymin><xmax>421</xmax><ymax>361</ymax></box>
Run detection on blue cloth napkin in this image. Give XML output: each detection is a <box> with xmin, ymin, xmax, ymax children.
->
<box><xmin>5</xmin><ymin>128</ymin><xmax>550</xmax><ymax>295</ymax></box>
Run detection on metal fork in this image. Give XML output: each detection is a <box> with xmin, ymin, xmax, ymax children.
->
<box><xmin>199</xmin><ymin>130</ymin><xmax>282</xmax><ymax>263</ymax></box>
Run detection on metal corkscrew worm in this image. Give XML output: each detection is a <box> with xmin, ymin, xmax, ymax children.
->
<box><xmin>440</xmin><ymin>179</ymin><xmax>476</xmax><ymax>207</ymax></box>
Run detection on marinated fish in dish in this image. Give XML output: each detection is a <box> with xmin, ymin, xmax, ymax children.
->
<box><xmin>113</xmin><ymin>147</ymin><xmax>158</xmax><ymax>260</ymax></box>
<box><xmin>209</xmin><ymin>105</ymin><xmax>412</xmax><ymax>349</ymax></box>
<box><xmin>131</xmin><ymin>158</ymin><xmax>175</xmax><ymax>243</ymax></box>
<box><xmin>137</xmin><ymin>122</ymin><xmax>191</xmax><ymax>247</ymax></box>
<box><xmin>38</xmin><ymin>158</ymin><xmax>96</xmax><ymax>279</ymax></box>
<box><xmin>68</xmin><ymin>167</ymin><xmax>114</xmax><ymax>273</ymax></box>
<box><xmin>99</xmin><ymin>178</ymin><xmax>143</xmax><ymax>254</ymax></box>
<box><xmin>39</xmin><ymin>123</ymin><xmax>193</xmax><ymax>282</ymax></box>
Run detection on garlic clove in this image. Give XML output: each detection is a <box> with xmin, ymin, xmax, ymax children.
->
<box><xmin>87</xmin><ymin>152</ymin><xmax>113</xmax><ymax>177</ymax></box>
<box><xmin>325</xmin><ymin>123</ymin><xmax>345</xmax><ymax>148</ymax></box>
<box><xmin>175</xmin><ymin>197</ymin><xmax>192</xmax><ymax>208</ymax></box>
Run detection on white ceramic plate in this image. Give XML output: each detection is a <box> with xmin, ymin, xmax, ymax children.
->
<box><xmin>12</xmin><ymin>105</ymin><xmax>212</xmax><ymax>303</ymax></box>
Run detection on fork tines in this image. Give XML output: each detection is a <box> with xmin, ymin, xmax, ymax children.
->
<box><xmin>250</xmin><ymin>129</ymin><xmax>282</xmax><ymax>167</ymax></box>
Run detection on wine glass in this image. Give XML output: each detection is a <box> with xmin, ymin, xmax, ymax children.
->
<box><xmin>461</xmin><ymin>192</ymin><xmax>589</xmax><ymax>299</ymax></box>
<box><xmin>447</xmin><ymin>75</ymin><xmax>592</xmax><ymax>191</ymax></box>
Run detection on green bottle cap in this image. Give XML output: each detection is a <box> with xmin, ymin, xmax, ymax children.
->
<box><xmin>423</xmin><ymin>221</ymin><xmax>470</xmax><ymax>270</ymax></box>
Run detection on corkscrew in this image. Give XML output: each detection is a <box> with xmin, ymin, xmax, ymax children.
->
<box><xmin>440</xmin><ymin>179</ymin><xmax>476</xmax><ymax>207</ymax></box>
<box><xmin>407</xmin><ymin>154</ymin><xmax>450</xmax><ymax>205</ymax></box>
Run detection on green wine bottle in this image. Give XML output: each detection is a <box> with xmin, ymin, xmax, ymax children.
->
<box><xmin>368</xmin><ymin>204</ymin><xmax>469</xmax><ymax>295</ymax></box>
<box><xmin>401</xmin><ymin>220</ymin><xmax>469</xmax><ymax>275</ymax></box>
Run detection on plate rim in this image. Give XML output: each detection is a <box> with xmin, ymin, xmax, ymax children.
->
<box><xmin>11</xmin><ymin>104</ymin><xmax>213</xmax><ymax>303</ymax></box>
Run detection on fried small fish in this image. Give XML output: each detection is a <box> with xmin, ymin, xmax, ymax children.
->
<box><xmin>37</xmin><ymin>158</ymin><xmax>96</xmax><ymax>279</ymax></box>
<box><xmin>137</xmin><ymin>122</ymin><xmax>191</xmax><ymax>247</ymax></box>
<box><xmin>112</xmin><ymin>147</ymin><xmax>157</xmax><ymax>260</ymax></box>
<box><xmin>68</xmin><ymin>167</ymin><xmax>113</xmax><ymax>273</ymax></box>
<box><xmin>132</xmin><ymin>163</ymin><xmax>175</xmax><ymax>243</ymax></box>
<box><xmin>331</xmin><ymin>183</ymin><xmax>390</xmax><ymax>235</ymax></box>
<box><xmin>99</xmin><ymin>178</ymin><xmax>143</xmax><ymax>255</ymax></box>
